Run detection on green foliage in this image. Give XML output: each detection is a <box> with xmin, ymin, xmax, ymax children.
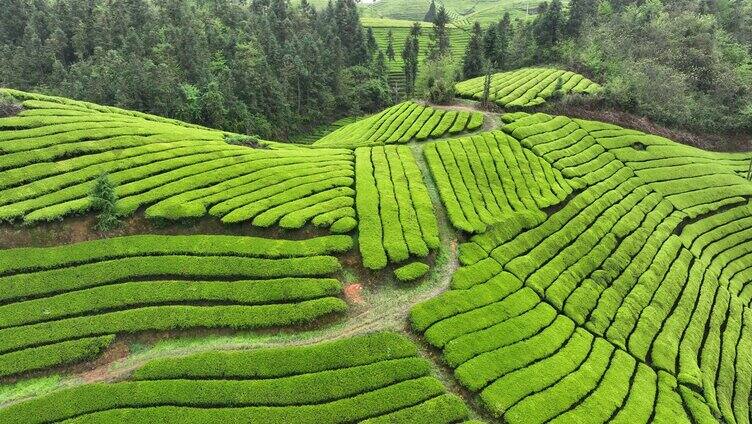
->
<box><xmin>314</xmin><ymin>101</ymin><xmax>480</xmax><ymax>147</ymax></box>
<box><xmin>0</xmin><ymin>93</ymin><xmax>357</xmax><ymax>231</ymax></box>
<box><xmin>89</xmin><ymin>173</ymin><xmax>120</xmax><ymax>231</ymax></box>
<box><xmin>455</xmin><ymin>67</ymin><xmax>601</xmax><ymax>108</ymax></box>
<box><xmin>0</xmin><ymin>234</ymin><xmax>351</xmax><ymax>376</ymax></box>
<box><xmin>394</xmin><ymin>262</ymin><xmax>430</xmax><ymax>282</ymax></box>
<box><xmin>416</xmin><ymin>55</ymin><xmax>458</xmax><ymax>104</ymax></box>
<box><xmin>0</xmin><ymin>333</ymin><xmax>470</xmax><ymax>424</ymax></box>
<box><xmin>0</xmin><ymin>0</ymin><xmax>387</xmax><ymax>139</ymax></box>
<box><xmin>0</xmin><ymin>93</ymin><xmax>21</xmax><ymax>118</ymax></box>
<box><xmin>424</xmin><ymin>131</ymin><xmax>572</xmax><ymax>233</ymax></box>
<box><xmin>224</xmin><ymin>134</ymin><xmax>265</xmax><ymax>148</ymax></box>
<box><xmin>560</xmin><ymin>0</ymin><xmax>752</xmax><ymax>134</ymax></box>
<box><xmin>355</xmin><ymin>146</ymin><xmax>439</xmax><ymax>269</ymax></box>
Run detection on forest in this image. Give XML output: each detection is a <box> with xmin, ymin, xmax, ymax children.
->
<box><xmin>0</xmin><ymin>0</ymin><xmax>392</xmax><ymax>139</ymax></box>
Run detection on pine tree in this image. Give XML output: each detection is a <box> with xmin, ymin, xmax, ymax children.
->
<box><xmin>90</xmin><ymin>173</ymin><xmax>121</xmax><ymax>231</ymax></box>
<box><xmin>374</xmin><ymin>49</ymin><xmax>388</xmax><ymax>81</ymax></box>
<box><xmin>536</xmin><ymin>0</ymin><xmax>564</xmax><ymax>50</ymax></box>
<box><xmin>462</xmin><ymin>22</ymin><xmax>484</xmax><ymax>79</ymax></box>
<box><xmin>366</xmin><ymin>27</ymin><xmax>378</xmax><ymax>59</ymax></box>
<box><xmin>402</xmin><ymin>30</ymin><xmax>420</xmax><ymax>96</ymax></box>
<box><xmin>385</xmin><ymin>29</ymin><xmax>395</xmax><ymax>61</ymax></box>
<box><xmin>428</xmin><ymin>6</ymin><xmax>451</xmax><ymax>60</ymax></box>
<box><xmin>424</xmin><ymin>0</ymin><xmax>437</xmax><ymax>23</ymax></box>
<box><xmin>481</xmin><ymin>63</ymin><xmax>493</xmax><ymax>108</ymax></box>
<box><xmin>565</xmin><ymin>0</ymin><xmax>596</xmax><ymax>37</ymax></box>
<box><xmin>335</xmin><ymin>0</ymin><xmax>369</xmax><ymax>65</ymax></box>
<box><xmin>482</xmin><ymin>24</ymin><xmax>498</xmax><ymax>63</ymax></box>
<box><xmin>495</xmin><ymin>13</ymin><xmax>511</xmax><ymax>69</ymax></box>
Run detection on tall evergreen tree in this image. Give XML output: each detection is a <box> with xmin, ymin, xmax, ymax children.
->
<box><xmin>374</xmin><ymin>49</ymin><xmax>388</xmax><ymax>81</ymax></box>
<box><xmin>385</xmin><ymin>29</ymin><xmax>395</xmax><ymax>61</ymax></box>
<box><xmin>495</xmin><ymin>13</ymin><xmax>511</xmax><ymax>69</ymax></box>
<box><xmin>462</xmin><ymin>22</ymin><xmax>484</xmax><ymax>78</ymax></box>
<box><xmin>424</xmin><ymin>0</ymin><xmax>437</xmax><ymax>23</ymax></box>
<box><xmin>402</xmin><ymin>29</ymin><xmax>420</xmax><ymax>96</ymax></box>
<box><xmin>366</xmin><ymin>27</ymin><xmax>378</xmax><ymax>59</ymax></box>
<box><xmin>535</xmin><ymin>0</ymin><xmax>564</xmax><ymax>50</ymax></box>
<box><xmin>427</xmin><ymin>6</ymin><xmax>451</xmax><ymax>60</ymax></box>
<box><xmin>335</xmin><ymin>0</ymin><xmax>369</xmax><ymax>65</ymax></box>
<box><xmin>565</xmin><ymin>0</ymin><xmax>596</xmax><ymax>37</ymax></box>
<box><xmin>482</xmin><ymin>24</ymin><xmax>498</xmax><ymax>63</ymax></box>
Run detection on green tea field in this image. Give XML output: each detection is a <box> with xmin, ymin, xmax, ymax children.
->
<box><xmin>1</xmin><ymin>61</ymin><xmax>751</xmax><ymax>424</ymax></box>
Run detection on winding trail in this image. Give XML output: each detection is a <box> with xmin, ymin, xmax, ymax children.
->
<box><xmin>0</xmin><ymin>137</ymin><xmax>469</xmax><ymax>410</ymax></box>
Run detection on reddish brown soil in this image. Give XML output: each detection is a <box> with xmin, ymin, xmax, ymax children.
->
<box><xmin>344</xmin><ymin>283</ymin><xmax>365</xmax><ymax>305</ymax></box>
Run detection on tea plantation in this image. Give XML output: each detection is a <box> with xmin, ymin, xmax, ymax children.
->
<box><xmin>455</xmin><ymin>68</ymin><xmax>602</xmax><ymax>108</ymax></box>
<box><xmin>1</xmin><ymin>64</ymin><xmax>751</xmax><ymax>424</ymax></box>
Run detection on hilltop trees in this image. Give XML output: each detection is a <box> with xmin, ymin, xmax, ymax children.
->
<box><xmin>463</xmin><ymin>23</ymin><xmax>485</xmax><ymax>79</ymax></box>
<box><xmin>402</xmin><ymin>23</ymin><xmax>421</xmax><ymax>96</ymax></box>
<box><xmin>427</xmin><ymin>6</ymin><xmax>451</xmax><ymax>60</ymax></box>
<box><xmin>0</xmin><ymin>0</ymin><xmax>389</xmax><ymax>140</ymax></box>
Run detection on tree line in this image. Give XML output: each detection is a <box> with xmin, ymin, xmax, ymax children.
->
<box><xmin>0</xmin><ymin>0</ymin><xmax>392</xmax><ymax>139</ymax></box>
<box><xmin>458</xmin><ymin>0</ymin><xmax>752</xmax><ymax>134</ymax></box>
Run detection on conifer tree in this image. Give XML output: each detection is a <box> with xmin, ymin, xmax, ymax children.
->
<box><xmin>366</xmin><ymin>27</ymin><xmax>378</xmax><ymax>59</ymax></box>
<box><xmin>424</xmin><ymin>0</ymin><xmax>437</xmax><ymax>23</ymax></box>
<box><xmin>385</xmin><ymin>29</ymin><xmax>395</xmax><ymax>61</ymax></box>
<box><xmin>462</xmin><ymin>22</ymin><xmax>484</xmax><ymax>78</ymax></box>
<box><xmin>402</xmin><ymin>27</ymin><xmax>420</xmax><ymax>96</ymax></box>
<box><xmin>428</xmin><ymin>6</ymin><xmax>451</xmax><ymax>60</ymax></box>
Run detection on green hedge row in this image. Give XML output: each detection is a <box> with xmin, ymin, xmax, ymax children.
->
<box><xmin>0</xmin><ymin>234</ymin><xmax>352</xmax><ymax>274</ymax></box>
<box><xmin>0</xmin><ymin>335</ymin><xmax>115</xmax><ymax>378</ymax></box>
<box><xmin>415</xmin><ymin>110</ymin><xmax>445</xmax><ymax>140</ymax></box>
<box><xmin>135</xmin><ymin>332</ymin><xmax>418</xmax><ymax>379</ymax></box>
<box><xmin>423</xmin><ymin>132</ymin><xmax>571</xmax><ymax>233</ymax></box>
<box><xmin>355</xmin><ymin>147</ymin><xmax>388</xmax><ymax>270</ymax></box>
<box><xmin>355</xmin><ymin>146</ymin><xmax>439</xmax><ymax>269</ymax></box>
<box><xmin>0</xmin><ymin>332</ymin><xmax>469</xmax><ymax>424</ymax></box>
<box><xmin>455</xmin><ymin>67</ymin><xmax>601</xmax><ymax>108</ymax></box>
<box><xmin>0</xmin><ymin>94</ymin><xmax>359</xmax><ymax>231</ymax></box>
<box><xmin>394</xmin><ymin>262</ymin><xmax>430</xmax><ymax>282</ymax></box>
<box><xmin>0</xmin><ymin>359</ymin><xmax>429</xmax><ymax>422</ymax></box>
<box><xmin>0</xmin><ymin>298</ymin><xmax>347</xmax><ymax>355</ymax></box>
<box><xmin>1</xmin><ymin>255</ymin><xmax>342</xmax><ymax>302</ymax></box>
<box><xmin>0</xmin><ymin>278</ymin><xmax>342</xmax><ymax>329</ymax></box>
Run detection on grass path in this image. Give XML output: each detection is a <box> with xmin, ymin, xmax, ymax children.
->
<box><xmin>0</xmin><ymin>139</ymin><xmax>470</xmax><ymax>410</ymax></box>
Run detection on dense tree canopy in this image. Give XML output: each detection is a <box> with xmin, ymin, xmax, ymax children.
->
<box><xmin>0</xmin><ymin>0</ymin><xmax>390</xmax><ymax>139</ymax></box>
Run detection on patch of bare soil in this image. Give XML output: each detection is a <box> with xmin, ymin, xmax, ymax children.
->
<box><xmin>78</xmin><ymin>341</ymin><xmax>130</xmax><ymax>383</ymax></box>
<box><xmin>344</xmin><ymin>283</ymin><xmax>365</xmax><ymax>305</ymax></box>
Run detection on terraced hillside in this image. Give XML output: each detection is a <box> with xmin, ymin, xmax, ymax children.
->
<box><xmin>314</xmin><ymin>101</ymin><xmax>484</xmax><ymax>148</ymax></box>
<box><xmin>359</xmin><ymin>0</ymin><xmax>540</xmax><ymax>25</ymax></box>
<box><xmin>355</xmin><ymin>145</ymin><xmax>439</xmax><ymax>271</ymax></box>
<box><xmin>0</xmin><ymin>234</ymin><xmax>350</xmax><ymax>377</ymax></box>
<box><xmin>0</xmin><ymin>333</ymin><xmax>473</xmax><ymax>423</ymax></box>
<box><xmin>1</xmin><ymin>86</ymin><xmax>751</xmax><ymax>424</ymax></box>
<box><xmin>455</xmin><ymin>68</ymin><xmax>602</xmax><ymax>108</ymax></box>
<box><xmin>363</xmin><ymin>22</ymin><xmax>470</xmax><ymax>93</ymax></box>
<box><xmin>0</xmin><ymin>89</ymin><xmax>356</xmax><ymax>231</ymax></box>
<box><xmin>412</xmin><ymin>112</ymin><xmax>752</xmax><ymax>423</ymax></box>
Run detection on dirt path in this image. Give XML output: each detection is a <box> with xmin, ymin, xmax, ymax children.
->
<box><xmin>0</xmin><ymin>142</ymin><xmax>466</xmax><ymax>409</ymax></box>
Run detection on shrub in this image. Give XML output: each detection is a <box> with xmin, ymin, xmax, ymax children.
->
<box><xmin>394</xmin><ymin>262</ymin><xmax>430</xmax><ymax>282</ymax></box>
<box><xmin>224</xmin><ymin>134</ymin><xmax>266</xmax><ymax>148</ymax></box>
<box><xmin>0</xmin><ymin>93</ymin><xmax>22</xmax><ymax>117</ymax></box>
<box><xmin>89</xmin><ymin>173</ymin><xmax>121</xmax><ymax>231</ymax></box>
